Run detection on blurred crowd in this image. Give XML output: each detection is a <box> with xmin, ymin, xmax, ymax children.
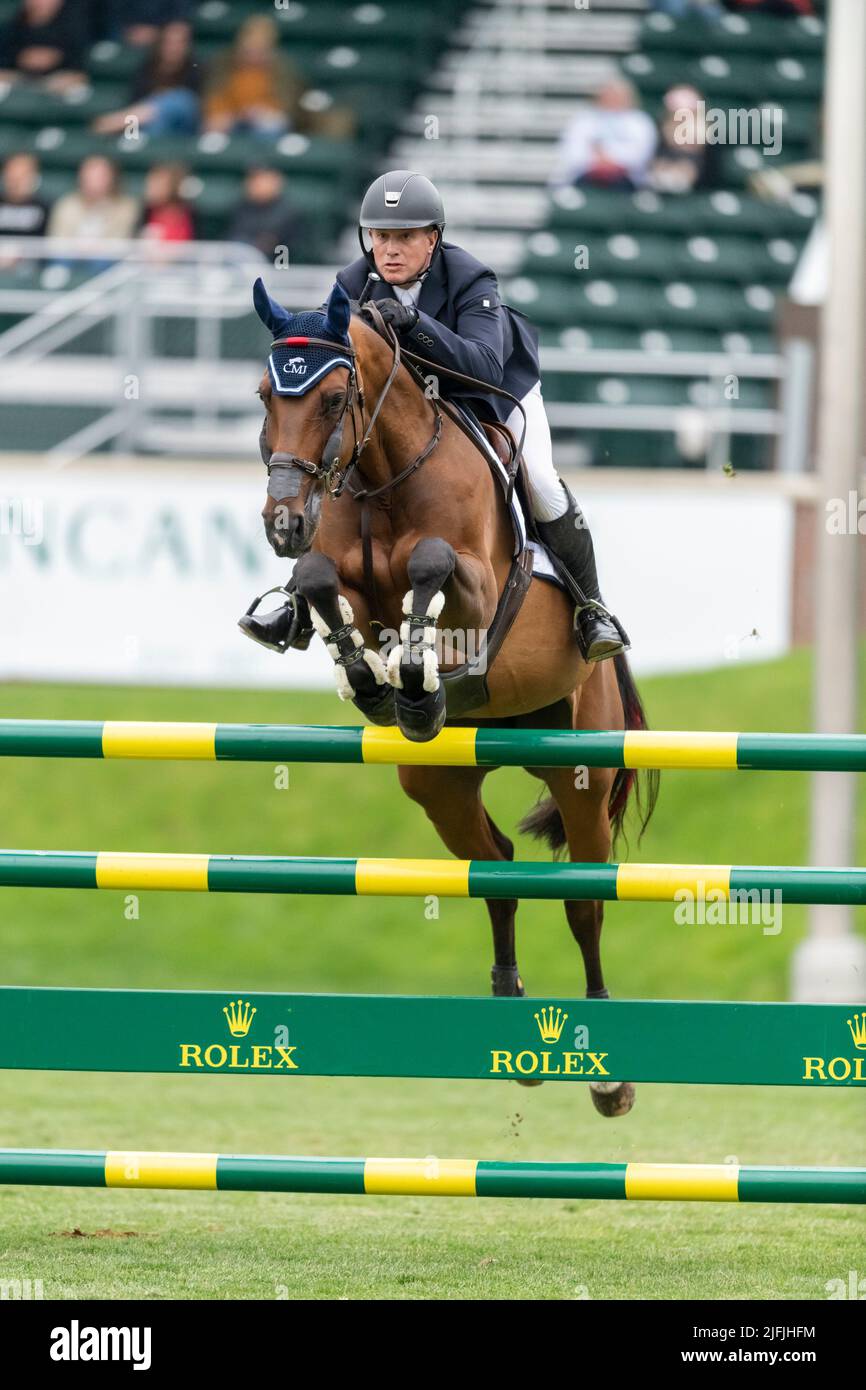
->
<box><xmin>0</xmin><ymin>149</ymin><xmax>308</xmax><ymax>261</ymax></box>
<box><xmin>551</xmin><ymin>0</ymin><xmax>821</xmax><ymax>195</ymax></box>
<box><xmin>0</xmin><ymin>0</ymin><xmax>348</xmax><ymax>263</ymax></box>
<box><xmin>550</xmin><ymin>78</ymin><xmax>721</xmax><ymax>196</ymax></box>
<box><xmin>0</xmin><ymin>0</ymin><xmax>351</xmax><ymax>137</ymax></box>
<box><xmin>0</xmin><ymin>0</ymin><xmax>824</xmax><ymax>267</ymax></box>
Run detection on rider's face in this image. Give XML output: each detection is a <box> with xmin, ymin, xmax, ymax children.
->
<box><xmin>370</xmin><ymin>227</ymin><xmax>437</xmax><ymax>285</ymax></box>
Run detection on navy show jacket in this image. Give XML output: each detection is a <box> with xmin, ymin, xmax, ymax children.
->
<box><xmin>336</xmin><ymin>241</ymin><xmax>541</xmax><ymax>426</ymax></box>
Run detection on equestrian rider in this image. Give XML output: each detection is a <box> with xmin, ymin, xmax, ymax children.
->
<box><xmin>249</xmin><ymin>168</ymin><xmax>627</xmax><ymax>663</ymax></box>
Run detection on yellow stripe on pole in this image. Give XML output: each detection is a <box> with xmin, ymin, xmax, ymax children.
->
<box><xmin>102</xmin><ymin>721</ymin><xmax>217</xmax><ymax>760</ymax></box>
<box><xmin>362</xmin><ymin>726</ymin><xmax>479</xmax><ymax>765</ymax></box>
<box><xmin>625</xmin><ymin>1162</ymin><xmax>739</xmax><ymax>1202</ymax></box>
<box><xmin>364</xmin><ymin>1157</ymin><xmax>478</xmax><ymax>1196</ymax></box>
<box><xmin>95</xmin><ymin>852</ymin><xmax>210</xmax><ymax>891</ymax></box>
<box><xmin>105</xmin><ymin>1150</ymin><xmax>218</xmax><ymax>1189</ymax></box>
<box><xmin>355</xmin><ymin>858</ymin><xmax>471</xmax><ymax>896</ymax></box>
<box><xmin>615</xmin><ymin>863</ymin><xmax>731</xmax><ymax>901</ymax></box>
<box><xmin>622</xmin><ymin>731</ymin><xmax>739</xmax><ymax>769</ymax></box>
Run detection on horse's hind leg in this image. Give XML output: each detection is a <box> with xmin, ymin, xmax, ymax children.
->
<box><xmin>396</xmin><ymin>764</ymin><xmax>524</xmax><ymax>997</ymax></box>
<box><xmin>539</xmin><ymin>763</ymin><xmax>636</xmax><ymax>1118</ymax></box>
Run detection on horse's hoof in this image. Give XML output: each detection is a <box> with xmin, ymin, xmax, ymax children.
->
<box><xmin>394</xmin><ymin>687</ymin><xmax>446</xmax><ymax>742</ymax></box>
<box><xmin>589</xmin><ymin>1080</ymin><xmax>635</xmax><ymax>1117</ymax></box>
<box><xmin>353</xmin><ymin>686</ymin><xmax>396</xmax><ymax>726</ymax></box>
<box><xmin>491</xmin><ymin>965</ymin><xmax>524</xmax><ymax>998</ymax></box>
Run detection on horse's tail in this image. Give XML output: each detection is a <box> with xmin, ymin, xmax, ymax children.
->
<box><xmin>518</xmin><ymin>653</ymin><xmax>659</xmax><ymax>858</ymax></box>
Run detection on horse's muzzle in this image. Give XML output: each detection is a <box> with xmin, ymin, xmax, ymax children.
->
<box><xmin>265</xmin><ymin>510</ymin><xmax>314</xmax><ymax>558</ymax></box>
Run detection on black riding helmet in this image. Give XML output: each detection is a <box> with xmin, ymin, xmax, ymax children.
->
<box><xmin>358</xmin><ymin>169</ymin><xmax>446</xmax><ymax>271</ymax></box>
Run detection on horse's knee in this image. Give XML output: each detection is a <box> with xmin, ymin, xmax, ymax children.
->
<box><xmin>406</xmin><ymin>537</ymin><xmax>456</xmax><ymax>599</ymax></box>
<box><xmin>293</xmin><ymin>552</ymin><xmax>339</xmax><ymax>613</ymax></box>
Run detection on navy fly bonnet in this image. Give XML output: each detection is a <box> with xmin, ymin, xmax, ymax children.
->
<box><xmin>253</xmin><ymin>277</ymin><xmax>353</xmax><ymax>396</ymax></box>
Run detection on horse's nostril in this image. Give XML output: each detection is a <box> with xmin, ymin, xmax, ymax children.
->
<box><xmin>266</xmin><ymin>509</ymin><xmax>308</xmax><ymax>555</ymax></box>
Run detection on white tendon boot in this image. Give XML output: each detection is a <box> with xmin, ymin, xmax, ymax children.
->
<box><xmin>310</xmin><ymin>595</ymin><xmax>388</xmax><ymax>701</ymax></box>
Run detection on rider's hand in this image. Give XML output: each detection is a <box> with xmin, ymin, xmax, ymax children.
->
<box><xmin>367</xmin><ymin>299</ymin><xmax>419</xmax><ymax>333</ymax></box>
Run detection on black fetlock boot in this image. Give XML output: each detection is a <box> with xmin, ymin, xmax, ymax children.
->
<box><xmin>535</xmin><ymin>483</ymin><xmax>630</xmax><ymax>663</ymax></box>
<box><xmin>238</xmin><ymin>584</ymin><xmax>314</xmax><ymax>654</ymax></box>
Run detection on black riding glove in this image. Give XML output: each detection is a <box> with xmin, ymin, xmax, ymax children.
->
<box><xmin>368</xmin><ymin>299</ymin><xmax>419</xmax><ymax>333</ymax></box>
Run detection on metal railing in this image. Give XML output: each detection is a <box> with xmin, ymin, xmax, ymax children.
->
<box><xmin>0</xmin><ymin>241</ymin><xmax>803</xmax><ymax>469</ymax></box>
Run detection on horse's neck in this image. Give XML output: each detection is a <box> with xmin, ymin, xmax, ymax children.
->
<box><xmin>354</xmin><ymin>360</ymin><xmax>436</xmax><ymax>492</ymax></box>
<box><xmin>351</xmin><ymin>328</ymin><xmax>509</xmax><ymax>562</ymax></box>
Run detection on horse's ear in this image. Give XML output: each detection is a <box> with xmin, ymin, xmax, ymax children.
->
<box><xmin>323</xmin><ymin>281</ymin><xmax>351</xmax><ymax>340</ymax></box>
<box><xmin>253</xmin><ymin>277</ymin><xmax>293</xmax><ymax>338</ymax></box>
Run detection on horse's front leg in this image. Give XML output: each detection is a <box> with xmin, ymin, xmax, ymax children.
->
<box><xmin>292</xmin><ymin>551</ymin><xmax>394</xmax><ymax>724</ymax></box>
<box><xmin>386</xmin><ymin>537</ymin><xmax>462</xmax><ymax>742</ymax></box>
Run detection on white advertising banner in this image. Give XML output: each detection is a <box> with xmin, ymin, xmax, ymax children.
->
<box><xmin>0</xmin><ymin>466</ymin><xmax>793</xmax><ymax>687</ymax></box>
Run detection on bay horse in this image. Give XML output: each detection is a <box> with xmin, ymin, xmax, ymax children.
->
<box><xmin>251</xmin><ymin>278</ymin><xmax>657</xmax><ymax>1117</ymax></box>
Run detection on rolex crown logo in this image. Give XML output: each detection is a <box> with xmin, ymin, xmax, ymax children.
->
<box><xmin>534</xmin><ymin>1006</ymin><xmax>567</xmax><ymax>1044</ymax></box>
<box><xmin>223</xmin><ymin>998</ymin><xmax>257</xmax><ymax>1038</ymax></box>
<box><xmin>847</xmin><ymin>1012</ymin><xmax>866</xmax><ymax>1050</ymax></box>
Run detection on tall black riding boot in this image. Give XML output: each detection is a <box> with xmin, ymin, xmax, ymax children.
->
<box><xmin>535</xmin><ymin>483</ymin><xmax>629</xmax><ymax>662</ymax></box>
<box><xmin>238</xmin><ymin>584</ymin><xmax>314</xmax><ymax>654</ymax></box>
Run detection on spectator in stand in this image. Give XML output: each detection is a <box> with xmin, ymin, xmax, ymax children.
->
<box><xmin>0</xmin><ymin>152</ymin><xmax>48</xmax><ymax>238</ymax></box>
<box><xmin>202</xmin><ymin>15</ymin><xmax>307</xmax><ymax>139</ymax></box>
<box><xmin>647</xmin><ymin>85</ymin><xmax>721</xmax><ymax>194</ymax></box>
<box><xmin>92</xmin><ymin>22</ymin><xmax>200</xmax><ymax>137</ymax></box>
<box><xmin>0</xmin><ymin>152</ymin><xmax>49</xmax><ymax>270</ymax></box>
<box><xmin>47</xmin><ymin>155</ymin><xmax>139</xmax><ymax>256</ymax></box>
<box><xmin>139</xmin><ymin>162</ymin><xmax>195</xmax><ymax>244</ymax></box>
<box><xmin>107</xmin><ymin>0</ymin><xmax>193</xmax><ymax>48</ymax></box>
<box><xmin>228</xmin><ymin>167</ymin><xmax>308</xmax><ymax>261</ymax></box>
<box><xmin>0</xmin><ymin>0</ymin><xmax>87</xmax><ymax>91</ymax></box>
<box><xmin>550</xmin><ymin>79</ymin><xmax>657</xmax><ymax>191</ymax></box>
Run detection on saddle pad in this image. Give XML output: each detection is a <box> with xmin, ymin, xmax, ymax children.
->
<box><xmin>453</xmin><ymin>406</ymin><xmax>562</xmax><ymax>587</ymax></box>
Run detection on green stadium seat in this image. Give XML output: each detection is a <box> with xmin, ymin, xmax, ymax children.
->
<box><xmin>86</xmin><ymin>42</ymin><xmax>142</xmax><ymax>84</ymax></box>
<box><xmin>524</xmin><ymin>230</ymin><xmax>674</xmax><ymax>281</ymax></box>
<box><xmin>195</xmin><ymin>0</ymin><xmax>440</xmax><ymax>52</ymax></box>
<box><xmin>640</xmin><ymin>11</ymin><xmax>825</xmax><ymax>58</ymax></box>
<box><xmin>692</xmin><ymin>189</ymin><xmax>819</xmax><ymax>236</ymax></box>
<box><xmin>547</xmin><ymin>187</ymin><xmax>699</xmax><ymax>235</ymax></box>
<box><xmin>588</xmin><ymin>431</ymin><xmax>684</xmax><ymax>470</ymax></box>
<box><xmin>0</xmin><ymin>82</ymin><xmax>127</xmax><ymax>127</ymax></box>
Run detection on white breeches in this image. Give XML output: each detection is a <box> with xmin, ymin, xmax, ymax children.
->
<box><xmin>506</xmin><ymin>381</ymin><xmax>568</xmax><ymax>522</ymax></box>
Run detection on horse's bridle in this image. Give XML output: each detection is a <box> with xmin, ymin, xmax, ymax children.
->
<box><xmin>264</xmin><ymin>302</ymin><xmax>443</xmax><ymax>507</ymax></box>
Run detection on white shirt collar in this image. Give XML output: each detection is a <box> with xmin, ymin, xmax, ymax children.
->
<box><xmin>391</xmin><ymin>280</ymin><xmax>423</xmax><ymax>307</ymax></box>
